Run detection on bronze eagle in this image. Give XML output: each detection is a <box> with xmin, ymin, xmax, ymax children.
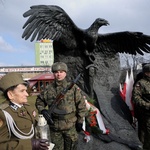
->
<box><xmin>22</xmin><ymin>5</ymin><xmax>150</xmax><ymax>56</ymax></box>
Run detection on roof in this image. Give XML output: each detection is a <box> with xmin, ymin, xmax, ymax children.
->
<box><xmin>29</xmin><ymin>73</ymin><xmax>54</xmax><ymax>81</ymax></box>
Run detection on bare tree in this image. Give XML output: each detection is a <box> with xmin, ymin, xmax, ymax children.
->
<box><xmin>120</xmin><ymin>53</ymin><xmax>149</xmax><ymax>69</ymax></box>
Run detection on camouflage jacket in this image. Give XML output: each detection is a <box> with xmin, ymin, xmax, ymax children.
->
<box><xmin>36</xmin><ymin>79</ymin><xmax>87</xmax><ymax>130</ymax></box>
<box><xmin>132</xmin><ymin>75</ymin><xmax>150</xmax><ymax>111</ymax></box>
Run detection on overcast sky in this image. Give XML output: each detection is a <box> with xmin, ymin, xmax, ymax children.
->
<box><xmin>0</xmin><ymin>0</ymin><xmax>150</xmax><ymax>66</ymax></box>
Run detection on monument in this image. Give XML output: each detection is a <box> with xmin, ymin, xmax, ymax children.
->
<box><xmin>22</xmin><ymin>5</ymin><xmax>150</xmax><ymax>150</ymax></box>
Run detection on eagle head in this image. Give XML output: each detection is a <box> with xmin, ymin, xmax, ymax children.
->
<box><xmin>95</xmin><ymin>18</ymin><xmax>110</xmax><ymax>26</ymax></box>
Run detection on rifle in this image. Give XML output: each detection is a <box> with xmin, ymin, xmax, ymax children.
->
<box><xmin>41</xmin><ymin>73</ymin><xmax>81</xmax><ymax>125</ymax></box>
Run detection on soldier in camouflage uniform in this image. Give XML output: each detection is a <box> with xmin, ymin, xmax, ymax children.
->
<box><xmin>132</xmin><ymin>64</ymin><xmax>150</xmax><ymax>150</ymax></box>
<box><xmin>36</xmin><ymin>62</ymin><xmax>88</xmax><ymax>150</ymax></box>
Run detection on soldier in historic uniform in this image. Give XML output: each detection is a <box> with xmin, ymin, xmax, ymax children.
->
<box><xmin>36</xmin><ymin>62</ymin><xmax>88</xmax><ymax>150</ymax></box>
<box><xmin>132</xmin><ymin>64</ymin><xmax>150</xmax><ymax>150</ymax></box>
<box><xmin>0</xmin><ymin>72</ymin><xmax>49</xmax><ymax>150</ymax></box>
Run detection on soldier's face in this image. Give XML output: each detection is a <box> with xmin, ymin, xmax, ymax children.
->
<box><xmin>54</xmin><ymin>70</ymin><xmax>66</xmax><ymax>81</ymax></box>
<box><xmin>7</xmin><ymin>84</ymin><xmax>29</xmax><ymax>105</ymax></box>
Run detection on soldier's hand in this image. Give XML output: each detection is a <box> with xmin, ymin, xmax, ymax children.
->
<box><xmin>32</xmin><ymin>139</ymin><xmax>49</xmax><ymax>150</ymax></box>
<box><xmin>41</xmin><ymin>109</ymin><xmax>54</xmax><ymax>125</ymax></box>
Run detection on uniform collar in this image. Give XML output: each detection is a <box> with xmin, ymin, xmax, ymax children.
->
<box><xmin>55</xmin><ymin>78</ymin><xmax>68</xmax><ymax>88</ymax></box>
<box><xmin>9</xmin><ymin>101</ymin><xmax>23</xmax><ymax>110</ymax></box>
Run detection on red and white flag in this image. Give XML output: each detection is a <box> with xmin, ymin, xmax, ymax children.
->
<box><xmin>120</xmin><ymin>71</ymin><xmax>129</xmax><ymax>101</ymax></box>
<box><xmin>120</xmin><ymin>68</ymin><xmax>134</xmax><ymax>116</ymax></box>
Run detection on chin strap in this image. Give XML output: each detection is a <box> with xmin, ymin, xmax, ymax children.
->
<box><xmin>2</xmin><ymin>110</ymin><xmax>34</xmax><ymax>139</ymax></box>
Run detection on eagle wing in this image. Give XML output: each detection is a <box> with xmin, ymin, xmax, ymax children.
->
<box><xmin>22</xmin><ymin>5</ymin><xmax>80</xmax><ymax>50</ymax></box>
<box><xmin>97</xmin><ymin>31</ymin><xmax>150</xmax><ymax>55</ymax></box>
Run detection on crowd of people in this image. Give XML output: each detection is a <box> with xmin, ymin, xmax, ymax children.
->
<box><xmin>0</xmin><ymin>62</ymin><xmax>149</xmax><ymax>150</ymax></box>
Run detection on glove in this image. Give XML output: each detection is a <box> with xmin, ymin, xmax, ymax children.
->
<box><xmin>32</xmin><ymin>139</ymin><xmax>49</xmax><ymax>150</ymax></box>
<box><xmin>75</xmin><ymin>123</ymin><xmax>83</xmax><ymax>132</ymax></box>
<box><xmin>41</xmin><ymin>109</ymin><xmax>54</xmax><ymax>125</ymax></box>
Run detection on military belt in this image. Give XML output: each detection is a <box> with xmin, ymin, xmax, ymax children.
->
<box><xmin>53</xmin><ymin>112</ymin><xmax>75</xmax><ymax>120</ymax></box>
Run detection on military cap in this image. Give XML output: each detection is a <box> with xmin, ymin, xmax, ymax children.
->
<box><xmin>0</xmin><ymin>72</ymin><xmax>27</xmax><ymax>91</ymax></box>
<box><xmin>51</xmin><ymin>62</ymin><xmax>68</xmax><ymax>73</ymax></box>
<box><xmin>143</xmin><ymin>64</ymin><xmax>150</xmax><ymax>73</ymax></box>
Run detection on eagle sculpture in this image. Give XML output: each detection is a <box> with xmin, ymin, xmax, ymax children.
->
<box><xmin>22</xmin><ymin>5</ymin><xmax>150</xmax><ymax>150</ymax></box>
<box><xmin>22</xmin><ymin>5</ymin><xmax>150</xmax><ymax>56</ymax></box>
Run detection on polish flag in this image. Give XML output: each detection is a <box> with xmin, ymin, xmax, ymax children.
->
<box><xmin>120</xmin><ymin>71</ymin><xmax>129</xmax><ymax>101</ymax></box>
<box><xmin>120</xmin><ymin>68</ymin><xmax>134</xmax><ymax>116</ymax></box>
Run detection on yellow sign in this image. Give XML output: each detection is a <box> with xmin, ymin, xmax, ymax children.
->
<box><xmin>40</xmin><ymin>39</ymin><xmax>52</xmax><ymax>43</ymax></box>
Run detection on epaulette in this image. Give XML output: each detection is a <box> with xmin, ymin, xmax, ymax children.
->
<box><xmin>24</xmin><ymin>103</ymin><xmax>30</xmax><ymax>106</ymax></box>
<box><xmin>0</xmin><ymin>101</ymin><xmax>9</xmax><ymax>110</ymax></box>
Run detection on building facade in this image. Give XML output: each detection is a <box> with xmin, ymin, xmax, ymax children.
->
<box><xmin>35</xmin><ymin>39</ymin><xmax>54</xmax><ymax>66</ymax></box>
<box><xmin>0</xmin><ymin>66</ymin><xmax>51</xmax><ymax>80</ymax></box>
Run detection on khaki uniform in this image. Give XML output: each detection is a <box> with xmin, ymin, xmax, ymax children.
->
<box><xmin>36</xmin><ymin>79</ymin><xmax>87</xmax><ymax>150</ymax></box>
<box><xmin>132</xmin><ymin>75</ymin><xmax>150</xmax><ymax>150</ymax></box>
<box><xmin>0</xmin><ymin>100</ymin><xmax>37</xmax><ymax>150</ymax></box>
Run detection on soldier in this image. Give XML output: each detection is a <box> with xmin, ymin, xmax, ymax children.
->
<box><xmin>0</xmin><ymin>72</ymin><xmax>49</xmax><ymax>150</ymax></box>
<box><xmin>132</xmin><ymin>64</ymin><xmax>150</xmax><ymax>150</ymax></box>
<box><xmin>36</xmin><ymin>62</ymin><xmax>88</xmax><ymax>150</ymax></box>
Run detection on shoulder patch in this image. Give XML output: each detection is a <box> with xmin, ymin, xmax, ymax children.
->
<box><xmin>24</xmin><ymin>103</ymin><xmax>30</xmax><ymax>106</ymax></box>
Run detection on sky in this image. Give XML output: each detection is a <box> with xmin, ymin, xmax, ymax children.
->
<box><xmin>0</xmin><ymin>0</ymin><xmax>150</xmax><ymax>66</ymax></box>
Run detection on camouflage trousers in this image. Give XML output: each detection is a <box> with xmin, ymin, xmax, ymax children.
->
<box><xmin>137</xmin><ymin>114</ymin><xmax>150</xmax><ymax>150</ymax></box>
<box><xmin>50</xmin><ymin>126</ymin><xmax>78</xmax><ymax>150</ymax></box>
